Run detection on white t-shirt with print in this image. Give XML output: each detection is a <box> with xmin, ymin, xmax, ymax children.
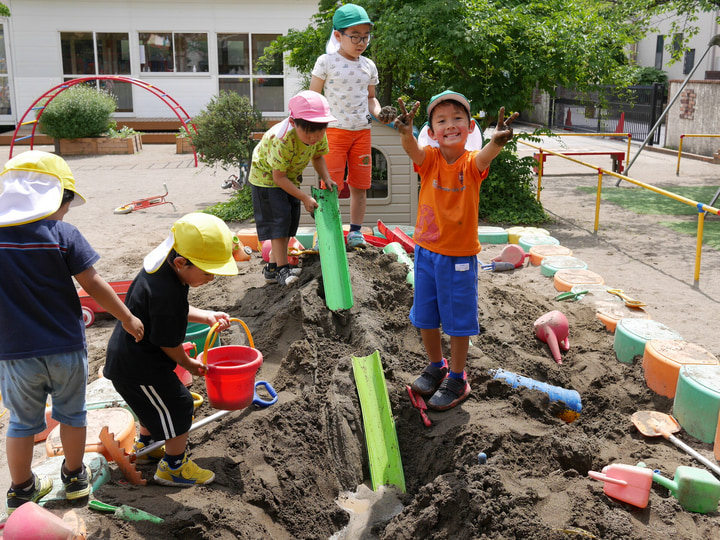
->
<box><xmin>312</xmin><ymin>53</ymin><xmax>379</xmax><ymax>131</ymax></box>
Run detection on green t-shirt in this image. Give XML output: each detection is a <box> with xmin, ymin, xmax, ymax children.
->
<box><xmin>249</xmin><ymin>123</ymin><xmax>329</xmax><ymax>188</ymax></box>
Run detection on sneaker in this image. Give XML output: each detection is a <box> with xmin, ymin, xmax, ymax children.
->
<box><xmin>263</xmin><ymin>264</ymin><xmax>277</xmax><ymax>283</ymax></box>
<box><xmin>427</xmin><ymin>376</ymin><xmax>471</xmax><ymax>411</ymax></box>
<box><xmin>264</xmin><ymin>265</ymin><xmax>300</xmax><ymax>284</ymax></box>
<box><xmin>61</xmin><ymin>463</ymin><xmax>92</xmax><ymax>500</ymax></box>
<box><xmin>154</xmin><ymin>456</ymin><xmax>215</xmax><ymax>487</ymax></box>
<box><xmin>6</xmin><ymin>474</ymin><xmax>53</xmax><ymax>514</ymax></box>
<box><xmin>347</xmin><ymin>230</ymin><xmax>367</xmax><ymax>249</ymax></box>
<box><xmin>410</xmin><ymin>359</ymin><xmax>448</xmax><ymax>397</ymax></box>
<box><xmin>134</xmin><ymin>440</ymin><xmax>166</xmax><ymax>464</ymax></box>
<box><xmin>276</xmin><ymin>266</ymin><xmax>299</xmax><ymax>286</ymax></box>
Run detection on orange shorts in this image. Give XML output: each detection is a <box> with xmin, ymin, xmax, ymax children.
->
<box><xmin>325</xmin><ymin>128</ymin><xmax>372</xmax><ymax>191</ymax></box>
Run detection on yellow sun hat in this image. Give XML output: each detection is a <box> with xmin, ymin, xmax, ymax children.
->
<box><xmin>0</xmin><ymin>150</ymin><xmax>86</xmax><ymax>226</ymax></box>
<box><xmin>144</xmin><ymin>213</ymin><xmax>238</xmax><ymax>276</ymax></box>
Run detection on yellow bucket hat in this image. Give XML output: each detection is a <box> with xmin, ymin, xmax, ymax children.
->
<box><xmin>0</xmin><ymin>150</ymin><xmax>86</xmax><ymax>226</ymax></box>
<box><xmin>144</xmin><ymin>213</ymin><xmax>238</xmax><ymax>276</ymax></box>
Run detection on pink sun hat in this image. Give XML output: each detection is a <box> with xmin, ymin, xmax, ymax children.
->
<box><xmin>289</xmin><ymin>91</ymin><xmax>337</xmax><ymax>123</ymax></box>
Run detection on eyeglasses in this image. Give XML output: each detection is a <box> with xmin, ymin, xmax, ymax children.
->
<box><xmin>341</xmin><ymin>32</ymin><xmax>371</xmax><ymax>45</ymax></box>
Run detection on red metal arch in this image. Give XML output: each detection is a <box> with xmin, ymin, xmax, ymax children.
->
<box><xmin>9</xmin><ymin>75</ymin><xmax>198</xmax><ymax>166</ymax></box>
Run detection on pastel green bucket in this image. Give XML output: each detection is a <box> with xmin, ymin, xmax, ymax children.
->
<box><xmin>185</xmin><ymin>322</ymin><xmax>220</xmax><ymax>356</ymax></box>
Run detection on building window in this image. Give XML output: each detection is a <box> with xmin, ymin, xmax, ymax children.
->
<box><xmin>654</xmin><ymin>35</ymin><xmax>664</xmax><ymax>69</ymax></box>
<box><xmin>138</xmin><ymin>32</ymin><xmax>209</xmax><ymax>73</ymax></box>
<box><xmin>217</xmin><ymin>33</ymin><xmax>283</xmax><ymax>114</ymax></box>
<box><xmin>683</xmin><ymin>49</ymin><xmax>695</xmax><ymax>75</ymax></box>
<box><xmin>60</xmin><ymin>32</ymin><xmax>132</xmax><ymax>112</ymax></box>
<box><xmin>0</xmin><ymin>23</ymin><xmax>11</xmax><ymax>116</ymax></box>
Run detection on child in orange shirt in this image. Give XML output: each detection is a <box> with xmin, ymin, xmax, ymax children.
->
<box><xmin>395</xmin><ymin>91</ymin><xmax>518</xmax><ymax>410</ymax></box>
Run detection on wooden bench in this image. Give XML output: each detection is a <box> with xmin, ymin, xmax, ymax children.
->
<box><xmin>533</xmin><ymin>151</ymin><xmax>626</xmax><ymax>174</ymax></box>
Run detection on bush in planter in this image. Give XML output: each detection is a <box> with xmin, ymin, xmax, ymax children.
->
<box><xmin>39</xmin><ymin>85</ymin><xmax>117</xmax><ymax>139</ymax></box>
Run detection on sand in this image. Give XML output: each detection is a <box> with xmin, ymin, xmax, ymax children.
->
<box><xmin>1</xmin><ymin>139</ymin><xmax>720</xmax><ymax>539</ymax></box>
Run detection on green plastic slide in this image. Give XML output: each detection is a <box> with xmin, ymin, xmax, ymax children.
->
<box><xmin>312</xmin><ymin>187</ymin><xmax>353</xmax><ymax>310</ymax></box>
<box><xmin>351</xmin><ymin>350</ymin><xmax>406</xmax><ymax>492</ymax></box>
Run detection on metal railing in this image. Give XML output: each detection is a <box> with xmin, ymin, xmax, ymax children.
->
<box><xmin>676</xmin><ymin>134</ymin><xmax>720</xmax><ymax>175</ymax></box>
<box><xmin>520</xmin><ymin>139</ymin><xmax>719</xmax><ymax>285</ymax></box>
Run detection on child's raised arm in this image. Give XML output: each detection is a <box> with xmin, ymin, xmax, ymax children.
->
<box><xmin>395</xmin><ymin>98</ymin><xmax>425</xmax><ymax>166</ymax></box>
<box><xmin>474</xmin><ymin>107</ymin><xmax>519</xmax><ymax>173</ymax></box>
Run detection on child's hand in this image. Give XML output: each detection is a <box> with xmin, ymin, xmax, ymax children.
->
<box><xmin>319</xmin><ymin>178</ymin><xmax>338</xmax><ymax>192</ymax></box>
<box><xmin>123</xmin><ymin>315</ymin><xmax>144</xmax><ymax>343</ymax></box>
<box><xmin>206</xmin><ymin>311</ymin><xmax>231</xmax><ymax>330</ymax></box>
<box><xmin>302</xmin><ymin>195</ymin><xmax>319</xmax><ymax>214</ymax></box>
<box><xmin>184</xmin><ymin>357</ymin><xmax>207</xmax><ymax>377</ymax></box>
<box><xmin>491</xmin><ymin>107</ymin><xmax>520</xmax><ymax>147</ymax></box>
<box><xmin>378</xmin><ymin>105</ymin><xmax>398</xmax><ymax>124</ymax></box>
<box><xmin>394</xmin><ymin>98</ymin><xmax>420</xmax><ymax>135</ymax></box>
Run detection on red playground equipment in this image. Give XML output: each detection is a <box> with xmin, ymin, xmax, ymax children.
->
<box><xmin>78</xmin><ymin>280</ymin><xmax>132</xmax><ymax>327</ymax></box>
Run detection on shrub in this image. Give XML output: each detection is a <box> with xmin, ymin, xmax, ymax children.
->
<box><xmin>190</xmin><ymin>91</ymin><xmax>266</xmax><ymax>174</ymax></box>
<box><xmin>204</xmin><ymin>184</ymin><xmax>254</xmax><ymax>222</ymax></box>
<box><xmin>39</xmin><ymin>85</ymin><xmax>117</xmax><ymax>139</ymax></box>
<box><xmin>478</xmin><ymin>132</ymin><xmax>550</xmax><ymax>225</ymax></box>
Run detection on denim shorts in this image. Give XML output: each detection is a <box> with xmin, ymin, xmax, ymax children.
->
<box><xmin>409</xmin><ymin>246</ymin><xmax>480</xmax><ymax>336</ymax></box>
<box><xmin>0</xmin><ymin>350</ymin><xmax>88</xmax><ymax>438</ymax></box>
<box><xmin>251</xmin><ymin>184</ymin><xmax>301</xmax><ymax>241</ymax></box>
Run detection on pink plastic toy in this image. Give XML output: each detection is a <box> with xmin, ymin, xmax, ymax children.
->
<box><xmin>492</xmin><ymin>244</ymin><xmax>530</xmax><ymax>268</ymax></box>
<box><xmin>3</xmin><ymin>501</ymin><xmax>76</xmax><ymax>539</ymax></box>
<box><xmin>534</xmin><ymin>310</ymin><xmax>570</xmax><ymax>364</ymax></box>
<box><xmin>261</xmin><ymin>237</ymin><xmax>304</xmax><ymax>266</ymax></box>
<box><xmin>588</xmin><ymin>464</ymin><xmax>654</xmax><ymax>508</ymax></box>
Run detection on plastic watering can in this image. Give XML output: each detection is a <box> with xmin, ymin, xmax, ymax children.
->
<box><xmin>492</xmin><ymin>244</ymin><xmax>529</xmax><ymax>268</ymax></box>
<box><xmin>588</xmin><ymin>463</ymin><xmax>654</xmax><ymax>508</ymax></box>
<box><xmin>649</xmin><ymin>465</ymin><xmax>720</xmax><ymax>513</ymax></box>
<box><xmin>534</xmin><ymin>310</ymin><xmax>569</xmax><ymax>364</ymax></box>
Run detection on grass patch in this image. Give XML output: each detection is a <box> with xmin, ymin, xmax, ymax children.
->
<box><xmin>660</xmin><ymin>221</ymin><xmax>720</xmax><ymax>250</ymax></box>
<box><xmin>577</xmin><ymin>186</ymin><xmax>719</xmax><ymax>215</ymax></box>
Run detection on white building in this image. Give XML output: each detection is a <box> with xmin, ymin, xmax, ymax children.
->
<box><xmin>631</xmin><ymin>10</ymin><xmax>720</xmax><ymax>80</ymax></box>
<box><xmin>0</xmin><ymin>0</ymin><xmax>418</xmax><ymax>225</ymax></box>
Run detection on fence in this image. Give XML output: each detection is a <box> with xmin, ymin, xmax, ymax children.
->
<box><xmin>549</xmin><ymin>84</ymin><xmax>667</xmax><ymax>144</ymax></box>
<box><xmin>520</xmin><ymin>139</ymin><xmax>719</xmax><ymax>285</ymax></box>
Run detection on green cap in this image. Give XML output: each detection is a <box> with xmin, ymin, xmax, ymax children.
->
<box><xmin>427</xmin><ymin>90</ymin><xmax>471</xmax><ymax>117</ymax></box>
<box><xmin>333</xmin><ymin>4</ymin><xmax>373</xmax><ymax>30</ymax></box>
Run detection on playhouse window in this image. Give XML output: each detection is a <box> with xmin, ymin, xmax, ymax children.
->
<box><xmin>368</xmin><ymin>147</ymin><xmax>388</xmax><ymax>198</ymax></box>
<box><xmin>217</xmin><ymin>33</ymin><xmax>284</xmax><ymax>114</ymax></box>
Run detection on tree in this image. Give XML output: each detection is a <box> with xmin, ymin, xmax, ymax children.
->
<box><xmin>266</xmin><ymin>0</ymin><xmax>644</xmax><ymax>126</ymax></box>
<box><xmin>188</xmin><ymin>91</ymin><xmax>265</xmax><ymax>174</ymax></box>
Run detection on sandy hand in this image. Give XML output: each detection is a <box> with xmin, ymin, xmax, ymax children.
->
<box><xmin>492</xmin><ymin>107</ymin><xmax>520</xmax><ymax>146</ymax></box>
<box><xmin>378</xmin><ymin>105</ymin><xmax>398</xmax><ymax>124</ymax></box>
<box><xmin>394</xmin><ymin>98</ymin><xmax>420</xmax><ymax>135</ymax></box>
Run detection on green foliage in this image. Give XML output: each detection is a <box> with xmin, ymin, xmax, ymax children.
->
<box><xmin>266</xmin><ymin>0</ymin><xmax>645</xmax><ymax>126</ymax></box>
<box><xmin>203</xmin><ymin>184</ymin><xmax>254</xmax><ymax>222</ymax></box>
<box><xmin>39</xmin><ymin>85</ymin><xmax>117</xmax><ymax>139</ymax></box>
<box><xmin>632</xmin><ymin>67</ymin><xmax>668</xmax><ymax>87</ymax></box>
<box><xmin>190</xmin><ymin>91</ymin><xmax>266</xmax><ymax>172</ymax></box>
<box><xmin>107</xmin><ymin>123</ymin><xmax>141</xmax><ymax>138</ymax></box>
<box><xmin>479</xmin><ymin>133</ymin><xmax>549</xmax><ymax>225</ymax></box>
<box><xmin>0</xmin><ymin>3</ymin><xmax>9</xmax><ymax>17</ymax></box>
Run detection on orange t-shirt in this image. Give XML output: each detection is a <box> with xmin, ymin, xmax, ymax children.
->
<box><xmin>413</xmin><ymin>146</ymin><xmax>489</xmax><ymax>257</ymax></box>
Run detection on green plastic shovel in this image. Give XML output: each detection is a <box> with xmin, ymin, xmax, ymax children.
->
<box><xmin>89</xmin><ymin>500</ymin><xmax>164</xmax><ymax>524</ymax></box>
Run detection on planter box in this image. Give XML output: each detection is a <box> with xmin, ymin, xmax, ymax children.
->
<box><xmin>176</xmin><ymin>137</ymin><xmax>195</xmax><ymax>154</ymax></box>
<box><xmin>55</xmin><ymin>134</ymin><xmax>142</xmax><ymax>156</ymax></box>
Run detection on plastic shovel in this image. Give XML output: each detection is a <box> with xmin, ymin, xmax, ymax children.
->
<box><xmin>481</xmin><ymin>261</ymin><xmax>516</xmax><ymax>272</ymax></box>
<box><xmin>406</xmin><ymin>385</ymin><xmax>431</xmax><ymax>427</ymax></box>
<box><xmin>89</xmin><ymin>500</ymin><xmax>164</xmax><ymax>524</ymax></box>
<box><xmin>631</xmin><ymin>411</ymin><xmax>720</xmax><ymax>478</ymax></box>
<box><xmin>555</xmin><ymin>289</ymin><xmax>588</xmax><ymax>302</ymax></box>
<box><xmin>607</xmin><ymin>288</ymin><xmax>646</xmax><ymax>308</ymax></box>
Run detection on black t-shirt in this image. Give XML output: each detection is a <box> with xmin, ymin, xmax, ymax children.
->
<box><xmin>104</xmin><ymin>261</ymin><xmax>189</xmax><ymax>384</ymax></box>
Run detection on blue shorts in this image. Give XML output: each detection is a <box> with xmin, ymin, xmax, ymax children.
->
<box><xmin>409</xmin><ymin>246</ymin><xmax>479</xmax><ymax>336</ymax></box>
<box><xmin>251</xmin><ymin>184</ymin><xmax>301</xmax><ymax>242</ymax></box>
<box><xmin>0</xmin><ymin>350</ymin><xmax>88</xmax><ymax>438</ymax></box>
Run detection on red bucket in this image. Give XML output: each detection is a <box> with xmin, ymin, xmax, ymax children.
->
<box><xmin>198</xmin><ymin>318</ymin><xmax>263</xmax><ymax>410</ymax></box>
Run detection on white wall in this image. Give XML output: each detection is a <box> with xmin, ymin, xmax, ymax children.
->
<box><xmin>633</xmin><ymin>11</ymin><xmax>720</xmax><ymax>80</ymax></box>
<box><xmin>4</xmin><ymin>0</ymin><xmax>318</xmax><ymax>123</ymax></box>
